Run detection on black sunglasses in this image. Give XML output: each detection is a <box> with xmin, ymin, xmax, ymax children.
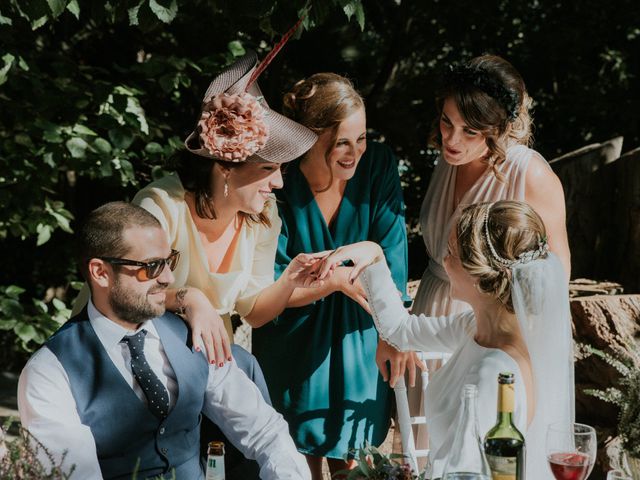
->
<box><xmin>97</xmin><ymin>250</ymin><xmax>180</xmax><ymax>281</ymax></box>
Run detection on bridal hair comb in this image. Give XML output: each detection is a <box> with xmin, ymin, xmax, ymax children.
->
<box><xmin>483</xmin><ymin>206</ymin><xmax>549</xmax><ymax>268</ymax></box>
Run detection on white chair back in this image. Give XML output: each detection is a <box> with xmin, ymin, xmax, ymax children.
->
<box><xmin>393</xmin><ymin>351</ymin><xmax>451</xmax><ymax>474</ymax></box>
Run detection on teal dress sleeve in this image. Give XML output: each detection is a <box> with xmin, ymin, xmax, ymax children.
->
<box><xmin>274</xmin><ymin>210</ymin><xmax>290</xmax><ymax>281</ymax></box>
<box><xmin>369</xmin><ymin>145</ymin><xmax>411</xmax><ymax>305</ymax></box>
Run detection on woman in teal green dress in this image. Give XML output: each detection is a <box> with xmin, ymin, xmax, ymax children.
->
<box><xmin>252</xmin><ymin>73</ymin><xmax>414</xmax><ymax>479</ymax></box>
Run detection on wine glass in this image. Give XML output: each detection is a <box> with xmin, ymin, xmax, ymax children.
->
<box><xmin>546</xmin><ymin>422</ymin><xmax>597</xmax><ymax>480</ymax></box>
<box><xmin>607</xmin><ymin>470</ymin><xmax>632</xmax><ymax>480</ymax></box>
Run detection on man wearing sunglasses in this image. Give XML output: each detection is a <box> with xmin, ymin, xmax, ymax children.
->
<box><xmin>17</xmin><ymin>201</ymin><xmax>311</xmax><ymax>480</ymax></box>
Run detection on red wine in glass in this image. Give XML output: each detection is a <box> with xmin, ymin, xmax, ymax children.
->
<box><xmin>548</xmin><ymin>452</ymin><xmax>592</xmax><ymax>480</ymax></box>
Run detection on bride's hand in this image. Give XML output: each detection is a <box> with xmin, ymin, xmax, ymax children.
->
<box><xmin>316</xmin><ymin>241</ymin><xmax>384</xmax><ymax>283</ymax></box>
<box><xmin>376</xmin><ymin>340</ymin><xmax>426</xmax><ymax>388</ymax></box>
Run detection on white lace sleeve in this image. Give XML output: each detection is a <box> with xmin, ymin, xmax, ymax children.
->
<box><xmin>361</xmin><ymin>260</ymin><xmax>473</xmax><ymax>352</ymax></box>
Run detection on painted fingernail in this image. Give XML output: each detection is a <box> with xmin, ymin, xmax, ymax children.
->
<box><xmin>219</xmin><ymin>362</ymin><xmax>224</xmax><ymax>367</ymax></box>
<box><xmin>210</xmin><ymin>360</ymin><xmax>215</xmax><ymax>364</ymax></box>
<box><xmin>227</xmin><ymin>357</ymin><xmax>232</xmax><ymax>362</ymax></box>
<box><xmin>195</xmin><ymin>346</ymin><xmax>200</xmax><ymax>352</ymax></box>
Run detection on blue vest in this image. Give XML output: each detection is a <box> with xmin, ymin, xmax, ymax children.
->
<box><xmin>46</xmin><ymin>310</ymin><xmax>209</xmax><ymax>479</ymax></box>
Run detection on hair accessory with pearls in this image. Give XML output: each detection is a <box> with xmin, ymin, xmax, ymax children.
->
<box><xmin>483</xmin><ymin>205</ymin><xmax>549</xmax><ymax>268</ymax></box>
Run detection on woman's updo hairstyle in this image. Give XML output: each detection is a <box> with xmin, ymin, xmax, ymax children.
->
<box><xmin>283</xmin><ymin>73</ymin><xmax>364</xmax><ymax>190</ymax></box>
<box><xmin>456</xmin><ymin>200</ymin><xmax>547</xmax><ymax>313</ymax></box>
<box><xmin>430</xmin><ymin>55</ymin><xmax>533</xmax><ymax>180</ymax></box>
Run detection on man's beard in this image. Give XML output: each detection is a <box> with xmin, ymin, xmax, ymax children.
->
<box><xmin>109</xmin><ymin>278</ymin><xmax>166</xmax><ymax>325</ymax></box>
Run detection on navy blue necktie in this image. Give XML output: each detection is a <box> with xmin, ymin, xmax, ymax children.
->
<box><xmin>122</xmin><ymin>329</ymin><xmax>170</xmax><ymax>419</ymax></box>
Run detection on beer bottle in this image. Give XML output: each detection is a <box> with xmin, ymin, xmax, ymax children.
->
<box><xmin>205</xmin><ymin>441</ymin><xmax>225</xmax><ymax>480</ymax></box>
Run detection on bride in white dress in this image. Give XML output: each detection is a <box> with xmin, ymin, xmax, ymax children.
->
<box><xmin>313</xmin><ymin>200</ymin><xmax>574</xmax><ymax>479</ymax></box>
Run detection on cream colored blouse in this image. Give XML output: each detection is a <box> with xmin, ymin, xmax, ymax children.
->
<box><xmin>73</xmin><ymin>173</ymin><xmax>281</xmax><ymax>340</ymax></box>
<box><xmin>133</xmin><ymin>173</ymin><xmax>281</xmax><ymax>339</ymax></box>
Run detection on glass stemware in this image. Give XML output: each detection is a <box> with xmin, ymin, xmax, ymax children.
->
<box><xmin>546</xmin><ymin>422</ymin><xmax>597</xmax><ymax>480</ymax></box>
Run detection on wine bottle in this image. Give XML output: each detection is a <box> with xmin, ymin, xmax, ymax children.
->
<box><xmin>441</xmin><ymin>384</ymin><xmax>492</xmax><ymax>480</ymax></box>
<box><xmin>483</xmin><ymin>372</ymin><xmax>525</xmax><ymax>480</ymax></box>
<box><xmin>205</xmin><ymin>440</ymin><xmax>225</xmax><ymax>480</ymax></box>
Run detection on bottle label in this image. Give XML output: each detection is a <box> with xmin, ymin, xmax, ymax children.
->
<box><xmin>486</xmin><ymin>454</ymin><xmax>516</xmax><ymax>480</ymax></box>
<box><xmin>498</xmin><ymin>384</ymin><xmax>515</xmax><ymax>412</ymax></box>
<box><xmin>206</xmin><ymin>454</ymin><xmax>225</xmax><ymax>480</ymax></box>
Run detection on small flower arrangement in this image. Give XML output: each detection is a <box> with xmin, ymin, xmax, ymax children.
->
<box><xmin>335</xmin><ymin>443</ymin><xmax>426</xmax><ymax>480</ymax></box>
<box><xmin>198</xmin><ymin>92</ymin><xmax>269</xmax><ymax>161</ymax></box>
<box><xmin>579</xmin><ymin>342</ymin><xmax>640</xmax><ymax>461</ymax></box>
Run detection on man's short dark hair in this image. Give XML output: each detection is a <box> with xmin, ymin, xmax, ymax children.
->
<box><xmin>78</xmin><ymin>202</ymin><xmax>162</xmax><ymax>280</ymax></box>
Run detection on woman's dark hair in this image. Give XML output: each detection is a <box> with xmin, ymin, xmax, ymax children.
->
<box><xmin>429</xmin><ymin>55</ymin><xmax>533</xmax><ymax>180</ymax></box>
<box><xmin>172</xmin><ymin>149</ymin><xmax>271</xmax><ymax>227</ymax></box>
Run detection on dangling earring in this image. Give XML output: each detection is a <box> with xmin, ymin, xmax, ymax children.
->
<box><xmin>223</xmin><ymin>177</ymin><xmax>229</xmax><ymax>198</ymax></box>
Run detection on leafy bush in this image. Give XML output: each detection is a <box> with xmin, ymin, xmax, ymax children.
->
<box><xmin>580</xmin><ymin>342</ymin><xmax>640</xmax><ymax>459</ymax></box>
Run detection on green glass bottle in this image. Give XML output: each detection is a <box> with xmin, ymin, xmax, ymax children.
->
<box><xmin>483</xmin><ymin>372</ymin><xmax>525</xmax><ymax>480</ymax></box>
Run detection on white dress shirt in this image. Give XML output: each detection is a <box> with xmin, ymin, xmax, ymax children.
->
<box><xmin>18</xmin><ymin>301</ymin><xmax>310</xmax><ymax>480</ymax></box>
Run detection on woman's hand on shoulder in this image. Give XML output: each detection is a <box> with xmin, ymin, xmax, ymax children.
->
<box><xmin>376</xmin><ymin>340</ymin><xmax>426</xmax><ymax>388</ymax></box>
<box><xmin>176</xmin><ymin>287</ymin><xmax>232</xmax><ymax>367</ymax></box>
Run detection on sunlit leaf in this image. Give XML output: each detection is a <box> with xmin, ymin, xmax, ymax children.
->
<box><xmin>149</xmin><ymin>0</ymin><xmax>178</xmax><ymax>24</ymax></box>
<box><xmin>228</xmin><ymin>40</ymin><xmax>245</xmax><ymax>57</ymax></box>
<box><xmin>0</xmin><ymin>10</ymin><xmax>13</xmax><ymax>25</ymax></box>
<box><xmin>125</xmin><ymin>97</ymin><xmax>149</xmax><ymax>134</ymax></box>
<box><xmin>5</xmin><ymin>285</ymin><xmax>26</xmax><ymax>298</ymax></box>
<box><xmin>0</xmin><ymin>53</ymin><xmax>15</xmax><ymax>86</ymax></box>
<box><xmin>15</xmin><ymin>323</ymin><xmax>37</xmax><ymax>343</ymax></box>
<box><xmin>66</xmin><ymin>0</ymin><xmax>79</xmax><ymax>19</ymax></box>
<box><xmin>128</xmin><ymin>0</ymin><xmax>144</xmax><ymax>25</ymax></box>
<box><xmin>46</xmin><ymin>0</ymin><xmax>67</xmax><ymax>18</ymax></box>
<box><xmin>66</xmin><ymin>137</ymin><xmax>88</xmax><ymax>158</ymax></box>
<box><xmin>52</xmin><ymin>298</ymin><xmax>66</xmax><ymax>311</ymax></box>
<box><xmin>93</xmin><ymin>137</ymin><xmax>112</xmax><ymax>154</ymax></box>
<box><xmin>144</xmin><ymin>142</ymin><xmax>164</xmax><ymax>154</ymax></box>
<box><xmin>36</xmin><ymin>223</ymin><xmax>52</xmax><ymax>245</ymax></box>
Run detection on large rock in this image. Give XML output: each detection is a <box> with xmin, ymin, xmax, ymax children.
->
<box><xmin>571</xmin><ymin>294</ymin><xmax>640</xmax><ymax>475</ymax></box>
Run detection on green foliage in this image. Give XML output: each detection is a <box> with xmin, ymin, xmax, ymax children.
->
<box><xmin>580</xmin><ymin>343</ymin><xmax>640</xmax><ymax>459</ymax></box>
<box><xmin>0</xmin><ymin>285</ymin><xmax>70</xmax><ymax>371</ymax></box>
<box><xmin>335</xmin><ymin>443</ymin><xmax>425</xmax><ymax>479</ymax></box>
<box><xmin>0</xmin><ymin>0</ymin><xmax>365</xmax><ymax>368</ymax></box>
<box><xmin>0</xmin><ymin>418</ymin><xmax>74</xmax><ymax>479</ymax></box>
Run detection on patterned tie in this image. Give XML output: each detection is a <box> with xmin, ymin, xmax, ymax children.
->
<box><xmin>121</xmin><ymin>329</ymin><xmax>170</xmax><ymax>419</ymax></box>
